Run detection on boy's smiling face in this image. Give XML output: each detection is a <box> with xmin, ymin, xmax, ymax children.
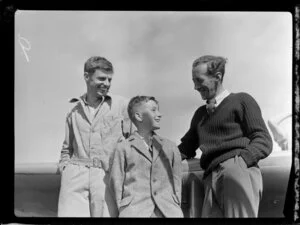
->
<box><xmin>138</xmin><ymin>100</ymin><xmax>162</xmax><ymax>131</ymax></box>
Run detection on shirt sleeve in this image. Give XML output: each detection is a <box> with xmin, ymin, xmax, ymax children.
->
<box><xmin>239</xmin><ymin>93</ymin><xmax>273</xmax><ymax>167</ymax></box>
<box><xmin>108</xmin><ymin>141</ymin><xmax>127</xmax><ymax>209</ymax></box>
<box><xmin>58</xmin><ymin>114</ymin><xmax>74</xmax><ymax>173</ymax></box>
<box><xmin>178</xmin><ymin>110</ymin><xmax>200</xmax><ymax>160</ymax></box>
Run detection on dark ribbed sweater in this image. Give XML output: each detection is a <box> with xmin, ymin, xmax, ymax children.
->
<box><xmin>178</xmin><ymin>92</ymin><xmax>273</xmax><ymax>178</ymax></box>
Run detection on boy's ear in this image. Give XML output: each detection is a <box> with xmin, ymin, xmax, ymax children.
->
<box><xmin>134</xmin><ymin>112</ymin><xmax>143</xmax><ymax>122</ymax></box>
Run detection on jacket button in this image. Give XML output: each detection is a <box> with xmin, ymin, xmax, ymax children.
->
<box><xmin>153</xmin><ymin>178</ymin><xmax>157</xmax><ymax>182</ymax></box>
<box><xmin>154</xmin><ymin>191</ymin><xmax>157</xmax><ymax>195</ymax></box>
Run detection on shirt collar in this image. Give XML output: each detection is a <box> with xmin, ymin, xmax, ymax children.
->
<box><xmin>134</xmin><ymin>131</ymin><xmax>155</xmax><ymax>150</ymax></box>
<box><xmin>214</xmin><ymin>89</ymin><xmax>230</xmax><ymax>107</ymax></box>
<box><xmin>134</xmin><ymin>130</ymin><xmax>154</xmax><ymax>141</ymax></box>
<box><xmin>80</xmin><ymin>93</ymin><xmax>112</xmax><ymax>108</ymax></box>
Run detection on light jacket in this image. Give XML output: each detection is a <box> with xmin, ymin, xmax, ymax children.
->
<box><xmin>58</xmin><ymin>93</ymin><xmax>133</xmax><ymax>173</ymax></box>
<box><xmin>109</xmin><ymin>132</ymin><xmax>183</xmax><ymax>217</ymax></box>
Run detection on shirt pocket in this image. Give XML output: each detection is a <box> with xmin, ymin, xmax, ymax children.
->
<box><xmin>119</xmin><ymin>195</ymin><xmax>134</xmax><ymax>210</ymax></box>
<box><xmin>101</xmin><ymin>115</ymin><xmax>123</xmax><ymax>138</ymax></box>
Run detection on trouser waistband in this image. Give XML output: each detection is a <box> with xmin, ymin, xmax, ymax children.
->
<box><xmin>69</xmin><ymin>157</ymin><xmax>102</xmax><ymax>168</ymax></box>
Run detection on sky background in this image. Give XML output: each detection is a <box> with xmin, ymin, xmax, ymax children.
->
<box><xmin>15</xmin><ymin>11</ymin><xmax>292</xmax><ymax>164</ymax></box>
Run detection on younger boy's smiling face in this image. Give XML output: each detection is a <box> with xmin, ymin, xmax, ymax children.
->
<box><xmin>140</xmin><ymin>100</ymin><xmax>162</xmax><ymax>131</ymax></box>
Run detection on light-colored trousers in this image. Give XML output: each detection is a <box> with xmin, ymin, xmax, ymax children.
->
<box><xmin>57</xmin><ymin>164</ymin><xmax>118</xmax><ymax>217</ymax></box>
<box><xmin>150</xmin><ymin>207</ymin><xmax>165</xmax><ymax>218</ymax></box>
<box><xmin>201</xmin><ymin>155</ymin><xmax>263</xmax><ymax>218</ymax></box>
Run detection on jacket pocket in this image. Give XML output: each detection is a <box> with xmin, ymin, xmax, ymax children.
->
<box><xmin>172</xmin><ymin>194</ymin><xmax>180</xmax><ymax>205</ymax></box>
<box><xmin>119</xmin><ymin>195</ymin><xmax>134</xmax><ymax>209</ymax></box>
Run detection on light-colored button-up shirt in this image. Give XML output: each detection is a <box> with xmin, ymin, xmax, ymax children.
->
<box><xmin>59</xmin><ymin>93</ymin><xmax>134</xmax><ymax>172</ymax></box>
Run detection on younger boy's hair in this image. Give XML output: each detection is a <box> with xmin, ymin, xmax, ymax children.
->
<box><xmin>84</xmin><ymin>56</ymin><xmax>114</xmax><ymax>74</ymax></box>
<box><xmin>127</xmin><ymin>96</ymin><xmax>159</xmax><ymax>124</ymax></box>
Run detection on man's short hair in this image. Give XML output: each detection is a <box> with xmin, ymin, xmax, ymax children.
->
<box><xmin>84</xmin><ymin>56</ymin><xmax>114</xmax><ymax>74</ymax></box>
<box><xmin>192</xmin><ymin>55</ymin><xmax>227</xmax><ymax>81</ymax></box>
<box><xmin>127</xmin><ymin>96</ymin><xmax>159</xmax><ymax>123</ymax></box>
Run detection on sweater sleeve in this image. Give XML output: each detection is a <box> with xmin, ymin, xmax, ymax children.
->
<box><xmin>178</xmin><ymin>109</ymin><xmax>201</xmax><ymax>160</ymax></box>
<box><xmin>239</xmin><ymin>93</ymin><xmax>273</xmax><ymax>167</ymax></box>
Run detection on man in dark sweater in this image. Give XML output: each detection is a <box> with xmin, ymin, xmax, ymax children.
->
<box><xmin>178</xmin><ymin>55</ymin><xmax>273</xmax><ymax>218</ymax></box>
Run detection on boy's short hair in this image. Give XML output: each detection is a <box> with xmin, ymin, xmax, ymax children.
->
<box><xmin>84</xmin><ymin>56</ymin><xmax>114</xmax><ymax>74</ymax></box>
<box><xmin>127</xmin><ymin>96</ymin><xmax>159</xmax><ymax>123</ymax></box>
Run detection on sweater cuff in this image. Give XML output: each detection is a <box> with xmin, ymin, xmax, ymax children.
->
<box><xmin>240</xmin><ymin>151</ymin><xmax>257</xmax><ymax>167</ymax></box>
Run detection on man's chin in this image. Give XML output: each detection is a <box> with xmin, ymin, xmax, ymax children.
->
<box><xmin>200</xmin><ymin>94</ymin><xmax>206</xmax><ymax>100</ymax></box>
<box><xmin>97</xmin><ymin>91</ymin><xmax>108</xmax><ymax>97</ymax></box>
<box><xmin>197</xmin><ymin>91</ymin><xmax>206</xmax><ymax>100</ymax></box>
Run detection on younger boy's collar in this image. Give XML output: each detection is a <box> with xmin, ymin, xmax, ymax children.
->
<box><xmin>135</xmin><ymin>130</ymin><xmax>154</xmax><ymax>139</ymax></box>
<box><xmin>134</xmin><ymin>131</ymin><xmax>153</xmax><ymax>147</ymax></box>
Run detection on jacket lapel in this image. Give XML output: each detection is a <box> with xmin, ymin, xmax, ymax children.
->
<box><xmin>152</xmin><ymin>134</ymin><xmax>163</xmax><ymax>162</ymax></box>
<box><xmin>130</xmin><ymin>133</ymin><xmax>152</xmax><ymax>162</ymax></box>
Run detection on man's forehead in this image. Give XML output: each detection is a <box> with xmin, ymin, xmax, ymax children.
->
<box><xmin>94</xmin><ymin>70</ymin><xmax>113</xmax><ymax>77</ymax></box>
<box><xmin>193</xmin><ymin>63</ymin><xmax>208</xmax><ymax>74</ymax></box>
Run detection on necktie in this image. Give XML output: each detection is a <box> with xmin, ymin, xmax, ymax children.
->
<box><xmin>206</xmin><ymin>98</ymin><xmax>216</xmax><ymax>115</ymax></box>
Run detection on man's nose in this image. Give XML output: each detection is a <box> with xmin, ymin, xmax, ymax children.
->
<box><xmin>104</xmin><ymin>79</ymin><xmax>110</xmax><ymax>86</ymax></box>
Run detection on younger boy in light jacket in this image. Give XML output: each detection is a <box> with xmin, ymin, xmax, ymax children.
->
<box><xmin>109</xmin><ymin>96</ymin><xmax>183</xmax><ymax>218</ymax></box>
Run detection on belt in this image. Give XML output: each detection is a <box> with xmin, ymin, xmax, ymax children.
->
<box><xmin>69</xmin><ymin>157</ymin><xmax>102</xmax><ymax>168</ymax></box>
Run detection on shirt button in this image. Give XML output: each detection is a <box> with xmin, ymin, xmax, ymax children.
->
<box><xmin>154</xmin><ymin>191</ymin><xmax>157</xmax><ymax>195</ymax></box>
<box><xmin>153</xmin><ymin>178</ymin><xmax>157</xmax><ymax>182</ymax></box>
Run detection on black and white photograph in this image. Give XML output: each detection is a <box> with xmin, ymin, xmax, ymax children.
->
<box><xmin>14</xmin><ymin>11</ymin><xmax>293</xmax><ymax>219</ymax></box>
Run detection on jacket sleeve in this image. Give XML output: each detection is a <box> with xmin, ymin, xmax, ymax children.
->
<box><xmin>109</xmin><ymin>141</ymin><xmax>127</xmax><ymax>209</ymax></box>
<box><xmin>239</xmin><ymin>93</ymin><xmax>273</xmax><ymax>167</ymax></box>
<box><xmin>177</xmin><ymin>110</ymin><xmax>200</xmax><ymax>160</ymax></box>
<box><xmin>172</xmin><ymin>144</ymin><xmax>183</xmax><ymax>205</ymax></box>
<box><xmin>58</xmin><ymin>114</ymin><xmax>74</xmax><ymax>173</ymax></box>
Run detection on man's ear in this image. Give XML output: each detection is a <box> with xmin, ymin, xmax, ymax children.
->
<box><xmin>84</xmin><ymin>72</ymin><xmax>89</xmax><ymax>82</ymax></box>
<box><xmin>215</xmin><ymin>72</ymin><xmax>223</xmax><ymax>81</ymax></box>
<box><xmin>134</xmin><ymin>112</ymin><xmax>143</xmax><ymax>122</ymax></box>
